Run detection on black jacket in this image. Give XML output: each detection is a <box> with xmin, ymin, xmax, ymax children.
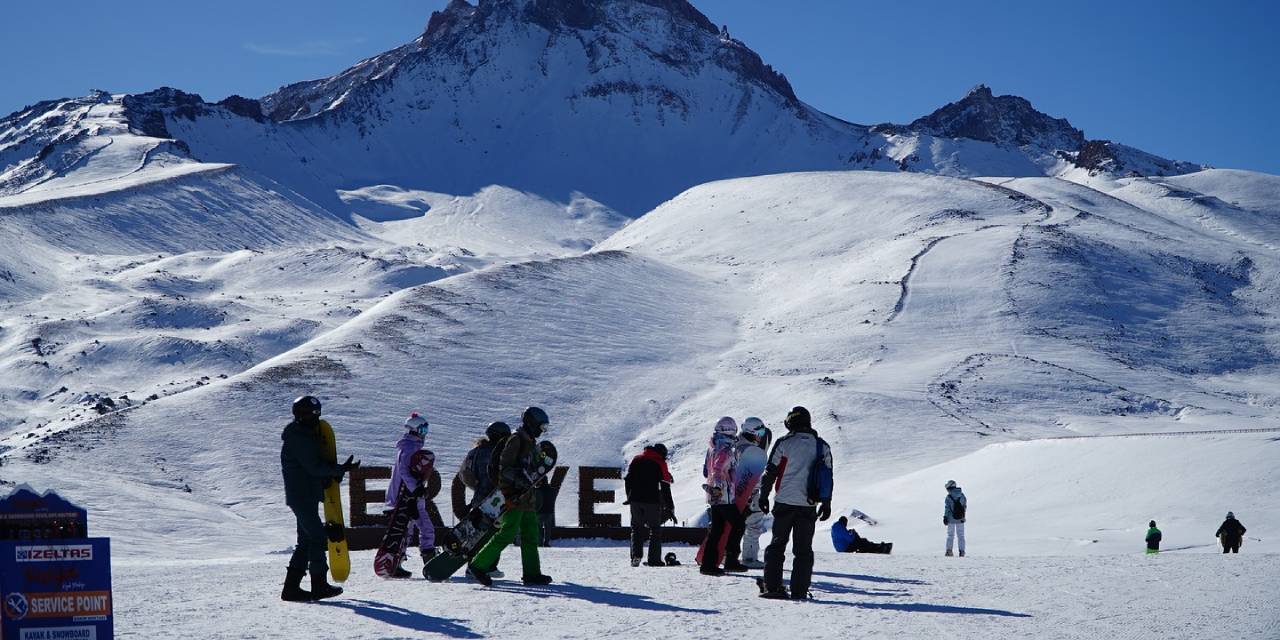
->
<box><xmin>625</xmin><ymin>453</ymin><xmax>674</xmax><ymax>512</ymax></box>
<box><xmin>1216</xmin><ymin>518</ymin><xmax>1247</xmax><ymax>542</ymax></box>
<box><xmin>280</xmin><ymin>419</ymin><xmax>341</xmax><ymax>507</ymax></box>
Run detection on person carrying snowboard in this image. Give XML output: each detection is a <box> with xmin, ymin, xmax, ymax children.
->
<box><xmin>1146</xmin><ymin>520</ymin><xmax>1162</xmax><ymax>554</ymax></box>
<box><xmin>1216</xmin><ymin>512</ymin><xmax>1247</xmax><ymax>553</ymax></box>
<box><xmin>458</xmin><ymin>421</ymin><xmax>512</xmax><ymax>511</ymax></box>
<box><xmin>943</xmin><ymin>480</ymin><xmax>967</xmax><ymax>557</ymax></box>
<box><xmin>279</xmin><ymin>395</ymin><xmax>360</xmax><ymax>602</ymax></box>
<box><xmin>625</xmin><ymin>443</ymin><xmax>676</xmax><ymax>567</ymax></box>
<box><xmin>832</xmin><ymin>516</ymin><xmax>892</xmax><ymax>554</ymax></box>
<box><xmin>384</xmin><ymin>413</ymin><xmax>440</xmax><ymax>577</ymax></box>
<box><xmin>758</xmin><ymin>407</ymin><xmax>833</xmax><ymax>600</ymax></box>
<box><xmin>736</xmin><ymin>418</ymin><xmax>772</xmax><ymax>569</ymax></box>
<box><xmin>468</xmin><ymin>407</ymin><xmax>554</xmax><ymax>586</ymax></box>
<box><xmin>700</xmin><ymin>416</ymin><xmax>747</xmax><ymax>575</ymax></box>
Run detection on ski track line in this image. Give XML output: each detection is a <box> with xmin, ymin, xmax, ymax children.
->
<box><xmin>885</xmin><ymin>235</ymin><xmax>948</xmax><ymax>324</ymax></box>
<box><xmin>1036</xmin><ymin>426</ymin><xmax>1280</xmax><ymax>441</ymax></box>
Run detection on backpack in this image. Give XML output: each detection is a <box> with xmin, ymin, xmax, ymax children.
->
<box><xmin>950</xmin><ymin>494</ymin><xmax>966</xmax><ymax>520</ymax></box>
<box><xmin>459</xmin><ymin>446</ymin><xmax>483</xmax><ymax>490</ymax></box>
<box><xmin>805</xmin><ymin>436</ymin><xmax>833</xmax><ymax>503</ymax></box>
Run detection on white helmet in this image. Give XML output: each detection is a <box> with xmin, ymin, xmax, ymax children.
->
<box><xmin>715</xmin><ymin>416</ymin><xmax>738</xmax><ymax>436</ymax></box>
<box><xmin>404</xmin><ymin>412</ymin><xmax>429</xmax><ymax>436</ymax></box>
<box><xmin>945</xmin><ymin>480</ymin><xmax>957</xmax><ymax>490</ymax></box>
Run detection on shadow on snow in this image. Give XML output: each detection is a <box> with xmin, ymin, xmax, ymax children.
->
<box><xmin>320</xmin><ymin>599</ymin><xmax>483</xmax><ymax>638</ymax></box>
<box><xmin>810</xmin><ymin>599</ymin><xmax>1032</xmax><ymax>618</ymax></box>
<box><xmin>487</xmin><ymin>581</ymin><xmax>719</xmax><ymax>614</ymax></box>
<box><xmin>810</xmin><ymin>570</ymin><xmax>931</xmax><ymax>586</ymax></box>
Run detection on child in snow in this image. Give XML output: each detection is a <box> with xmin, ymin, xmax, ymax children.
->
<box><xmin>700</xmin><ymin>416</ymin><xmax>746</xmax><ymax>575</ymax></box>
<box><xmin>1145</xmin><ymin>520</ymin><xmax>1162</xmax><ymax>554</ymax></box>
<box><xmin>1216</xmin><ymin>512</ymin><xmax>1247</xmax><ymax>553</ymax></box>
<box><xmin>944</xmin><ymin>480</ymin><xmax>967</xmax><ymax>557</ymax></box>
<box><xmin>385</xmin><ymin>412</ymin><xmax>438</xmax><ymax>577</ymax></box>
<box><xmin>735</xmin><ymin>418</ymin><xmax>772</xmax><ymax>569</ymax></box>
<box><xmin>831</xmin><ymin>516</ymin><xmax>892</xmax><ymax>554</ymax></box>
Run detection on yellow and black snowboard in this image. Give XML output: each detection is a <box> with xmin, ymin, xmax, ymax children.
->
<box><xmin>318</xmin><ymin>419</ymin><xmax>350</xmax><ymax>583</ymax></box>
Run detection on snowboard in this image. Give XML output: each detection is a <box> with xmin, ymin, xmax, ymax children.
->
<box><xmin>318</xmin><ymin>419</ymin><xmax>350</xmax><ymax>583</ymax></box>
<box><xmin>423</xmin><ymin>440</ymin><xmax>557</xmax><ymax>582</ymax></box>
<box><xmin>373</xmin><ymin>450</ymin><xmax>436</xmax><ymax>579</ymax></box>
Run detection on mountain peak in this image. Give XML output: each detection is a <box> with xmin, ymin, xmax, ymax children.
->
<box><xmin>910</xmin><ymin>85</ymin><xmax>1086</xmax><ymax>151</ymax></box>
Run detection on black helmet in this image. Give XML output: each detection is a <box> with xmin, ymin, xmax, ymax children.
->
<box><xmin>292</xmin><ymin>395</ymin><xmax>322</xmax><ymax>420</ymax></box>
<box><xmin>522</xmin><ymin>406</ymin><xmax>549</xmax><ymax>429</ymax></box>
<box><xmin>485</xmin><ymin>421</ymin><xmax>511</xmax><ymax>441</ymax></box>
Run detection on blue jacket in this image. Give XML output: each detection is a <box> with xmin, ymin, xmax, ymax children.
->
<box><xmin>831</xmin><ymin>520</ymin><xmax>856</xmax><ymax>552</ymax></box>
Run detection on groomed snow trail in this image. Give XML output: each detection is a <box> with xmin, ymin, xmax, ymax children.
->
<box><xmin>114</xmin><ymin>548</ymin><xmax>1279</xmax><ymax>639</ymax></box>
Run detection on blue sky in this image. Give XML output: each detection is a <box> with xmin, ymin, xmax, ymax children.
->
<box><xmin>2</xmin><ymin>0</ymin><xmax>1276</xmax><ymax>173</ymax></box>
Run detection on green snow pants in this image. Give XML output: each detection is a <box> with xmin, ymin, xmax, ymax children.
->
<box><xmin>472</xmin><ymin>508</ymin><xmax>540</xmax><ymax>576</ymax></box>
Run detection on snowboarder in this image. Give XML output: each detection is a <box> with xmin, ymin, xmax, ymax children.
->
<box><xmin>701</xmin><ymin>416</ymin><xmax>747</xmax><ymax>575</ymax></box>
<box><xmin>758</xmin><ymin>407</ymin><xmax>833</xmax><ymax>600</ymax></box>
<box><xmin>279</xmin><ymin>395</ymin><xmax>360</xmax><ymax>602</ymax></box>
<box><xmin>1216</xmin><ymin>513</ymin><xmax>1246</xmax><ymax>553</ymax></box>
<box><xmin>534</xmin><ymin>475</ymin><xmax>560</xmax><ymax>547</ymax></box>
<box><xmin>467</xmin><ymin>407</ymin><xmax>554</xmax><ymax>586</ymax></box>
<box><xmin>831</xmin><ymin>516</ymin><xmax>892</xmax><ymax>554</ymax></box>
<box><xmin>625</xmin><ymin>443</ymin><xmax>676</xmax><ymax>567</ymax></box>
<box><xmin>944</xmin><ymin>480</ymin><xmax>967</xmax><ymax>557</ymax></box>
<box><xmin>457</xmin><ymin>421</ymin><xmax>511</xmax><ymax>578</ymax></box>
<box><xmin>733</xmin><ymin>418</ymin><xmax>771</xmax><ymax>569</ymax></box>
<box><xmin>1146</xmin><ymin>520</ymin><xmax>1162</xmax><ymax>554</ymax></box>
<box><xmin>383</xmin><ymin>413</ymin><xmax>439</xmax><ymax>577</ymax></box>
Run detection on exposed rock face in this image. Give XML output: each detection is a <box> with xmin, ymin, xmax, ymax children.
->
<box><xmin>910</xmin><ymin>84</ymin><xmax>1087</xmax><ymax>151</ymax></box>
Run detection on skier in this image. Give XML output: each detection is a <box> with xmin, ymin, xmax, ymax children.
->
<box><xmin>625</xmin><ymin>443</ymin><xmax>677</xmax><ymax>567</ymax></box>
<box><xmin>1146</xmin><ymin>520</ymin><xmax>1162</xmax><ymax>554</ymax></box>
<box><xmin>534</xmin><ymin>475</ymin><xmax>560</xmax><ymax>547</ymax></box>
<box><xmin>1215</xmin><ymin>512</ymin><xmax>1247</xmax><ymax>553</ymax></box>
<box><xmin>279</xmin><ymin>395</ymin><xmax>360</xmax><ymax>602</ymax></box>
<box><xmin>733</xmin><ymin>418</ymin><xmax>771</xmax><ymax>569</ymax></box>
<box><xmin>943</xmin><ymin>480</ymin><xmax>967</xmax><ymax>557</ymax></box>
<box><xmin>831</xmin><ymin>516</ymin><xmax>892</xmax><ymax>554</ymax></box>
<box><xmin>468</xmin><ymin>407</ymin><xmax>554</xmax><ymax>586</ymax></box>
<box><xmin>700</xmin><ymin>416</ymin><xmax>747</xmax><ymax>576</ymax></box>
<box><xmin>758</xmin><ymin>407</ymin><xmax>833</xmax><ymax>600</ymax></box>
<box><xmin>384</xmin><ymin>413</ymin><xmax>441</xmax><ymax>578</ymax></box>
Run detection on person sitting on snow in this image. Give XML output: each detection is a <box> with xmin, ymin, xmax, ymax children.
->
<box><xmin>831</xmin><ymin>516</ymin><xmax>892</xmax><ymax>554</ymax></box>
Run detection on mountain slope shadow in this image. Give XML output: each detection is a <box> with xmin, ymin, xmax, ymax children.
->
<box><xmin>319</xmin><ymin>599</ymin><xmax>483</xmax><ymax>638</ymax></box>
<box><xmin>488</xmin><ymin>581</ymin><xmax>718</xmax><ymax>614</ymax></box>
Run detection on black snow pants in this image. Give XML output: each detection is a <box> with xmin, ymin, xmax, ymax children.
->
<box><xmin>1222</xmin><ymin>539</ymin><xmax>1241</xmax><ymax>553</ymax></box>
<box><xmin>702</xmin><ymin>504</ymin><xmax>745</xmax><ymax>570</ymax></box>
<box><xmin>287</xmin><ymin>502</ymin><xmax>328</xmax><ymax>576</ymax></box>
<box><xmin>764</xmin><ymin>503</ymin><xmax>817</xmax><ymax>596</ymax></box>
<box><xmin>630</xmin><ymin>502</ymin><xmax>664</xmax><ymax>563</ymax></box>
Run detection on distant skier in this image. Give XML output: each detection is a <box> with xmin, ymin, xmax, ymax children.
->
<box><xmin>831</xmin><ymin>516</ymin><xmax>892</xmax><ymax>554</ymax></box>
<box><xmin>943</xmin><ymin>480</ymin><xmax>967</xmax><ymax>557</ymax></box>
<box><xmin>700</xmin><ymin>417</ymin><xmax>747</xmax><ymax>575</ymax></box>
<box><xmin>1146</xmin><ymin>520</ymin><xmax>1162</xmax><ymax>554</ymax></box>
<box><xmin>734</xmin><ymin>418</ymin><xmax>771</xmax><ymax>569</ymax></box>
<box><xmin>279</xmin><ymin>395</ymin><xmax>360</xmax><ymax>602</ymax></box>
<box><xmin>625</xmin><ymin>443</ymin><xmax>676</xmax><ymax>566</ymax></box>
<box><xmin>384</xmin><ymin>413</ymin><xmax>439</xmax><ymax>577</ymax></box>
<box><xmin>534</xmin><ymin>475</ymin><xmax>560</xmax><ymax>547</ymax></box>
<box><xmin>468</xmin><ymin>407</ymin><xmax>554</xmax><ymax>586</ymax></box>
<box><xmin>1216</xmin><ymin>512</ymin><xmax>1246</xmax><ymax>553</ymax></box>
<box><xmin>758</xmin><ymin>407</ymin><xmax>833</xmax><ymax>601</ymax></box>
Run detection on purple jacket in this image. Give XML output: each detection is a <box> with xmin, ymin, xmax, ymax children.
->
<box><xmin>386</xmin><ymin>432</ymin><xmax>423</xmax><ymax>508</ymax></box>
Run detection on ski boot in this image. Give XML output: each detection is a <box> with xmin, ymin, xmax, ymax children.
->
<box><xmin>756</xmin><ymin>577</ymin><xmax>789</xmax><ymax>600</ymax></box>
<box><xmin>945</xmin><ymin>549</ymin><xmax>954</xmax><ymax>557</ymax></box>
<box><xmin>631</xmin><ymin>556</ymin><xmax>642</xmax><ymax>567</ymax></box>
<box><xmin>522</xmin><ymin>573</ymin><xmax>553</xmax><ymax>585</ymax></box>
<box><xmin>310</xmin><ymin>572</ymin><xmax>343</xmax><ymax>601</ymax></box>
<box><xmin>280</xmin><ymin>568</ymin><xmax>311</xmax><ymax>602</ymax></box>
<box><xmin>741</xmin><ymin>559</ymin><xmax>765</xmax><ymax>569</ymax></box>
<box><xmin>699</xmin><ymin>566</ymin><xmax>726</xmax><ymax>577</ymax></box>
<box><xmin>419</xmin><ymin>548</ymin><xmax>437</xmax><ymax>579</ymax></box>
<box><xmin>958</xmin><ymin>550</ymin><xmax>965</xmax><ymax>557</ymax></box>
<box><xmin>467</xmin><ymin>563</ymin><xmax>494</xmax><ymax>587</ymax></box>
<box><xmin>723</xmin><ymin>561</ymin><xmax>750</xmax><ymax>573</ymax></box>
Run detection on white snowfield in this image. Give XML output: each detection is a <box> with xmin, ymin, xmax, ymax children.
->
<box><xmin>2</xmin><ymin>169</ymin><xmax>1279</xmax><ymax>638</ymax></box>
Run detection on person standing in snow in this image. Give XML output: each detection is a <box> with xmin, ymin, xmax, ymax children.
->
<box><xmin>733</xmin><ymin>418</ymin><xmax>771</xmax><ymax>569</ymax></box>
<box><xmin>468</xmin><ymin>407</ymin><xmax>554</xmax><ymax>586</ymax></box>
<box><xmin>758</xmin><ymin>407</ymin><xmax>834</xmax><ymax>600</ymax></box>
<box><xmin>1145</xmin><ymin>520</ymin><xmax>1162</xmax><ymax>554</ymax></box>
<box><xmin>534</xmin><ymin>475</ymin><xmax>560</xmax><ymax>547</ymax></box>
<box><xmin>831</xmin><ymin>516</ymin><xmax>892</xmax><ymax>554</ymax></box>
<box><xmin>458</xmin><ymin>421</ymin><xmax>512</xmax><ymax>511</ymax></box>
<box><xmin>1216</xmin><ymin>512</ymin><xmax>1247</xmax><ymax>553</ymax></box>
<box><xmin>279</xmin><ymin>395</ymin><xmax>359</xmax><ymax>602</ymax></box>
<box><xmin>943</xmin><ymin>480</ymin><xmax>967</xmax><ymax>557</ymax></box>
<box><xmin>384</xmin><ymin>413</ymin><xmax>440</xmax><ymax>577</ymax></box>
<box><xmin>701</xmin><ymin>416</ymin><xmax>747</xmax><ymax>575</ymax></box>
<box><xmin>625</xmin><ymin>443</ymin><xmax>677</xmax><ymax>566</ymax></box>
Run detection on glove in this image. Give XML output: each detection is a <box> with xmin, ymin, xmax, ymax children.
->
<box><xmin>943</xmin><ymin>517</ymin><xmax>949</xmax><ymax>526</ymax></box>
<box><xmin>340</xmin><ymin>455</ymin><xmax>361</xmax><ymax>473</ymax></box>
<box><xmin>758</xmin><ymin>495</ymin><xmax>770</xmax><ymax>514</ymax></box>
<box><xmin>817</xmin><ymin>501</ymin><xmax>831</xmax><ymax>522</ymax></box>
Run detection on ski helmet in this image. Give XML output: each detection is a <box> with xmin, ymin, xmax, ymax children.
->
<box><xmin>522</xmin><ymin>406</ymin><xmax>550</xmax><ymax>436</ymax></box>
<box><xmin>784</xmin><ymin>406</ymin><xmax>811</xmax><ymax>431</ymax></box>
<box><xmin>404</xmin><ymin>412</ymin><xmax>429</xmax><ymax>436</ymax></box>
<box><xmin>945</xmin><ymin>480</ymin><xmax>957</xmax><ymax>490</ymax></box>
<box><xmin>714</xmin><ymin>416</ymin><xmax>737</xmax><ymax>436</ymax></box>
<box><xmin>485</xmin><ymin>421</ymin><xmax>511</xmax><ymax>441</ymax></box>
<box><xmin>291</xmin><ymin>395</ymin><xmax>322</xmax><ymax>420</ymax></box>
<box><xmin>741</xmin><ymin>417</ymin><xmax>765</xmax><ymax>433</ymax></box>
<box><xmin>1227</xmin><ymin>512</ymin><xmax>1235</xmax><ymax>519</ymax></box>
